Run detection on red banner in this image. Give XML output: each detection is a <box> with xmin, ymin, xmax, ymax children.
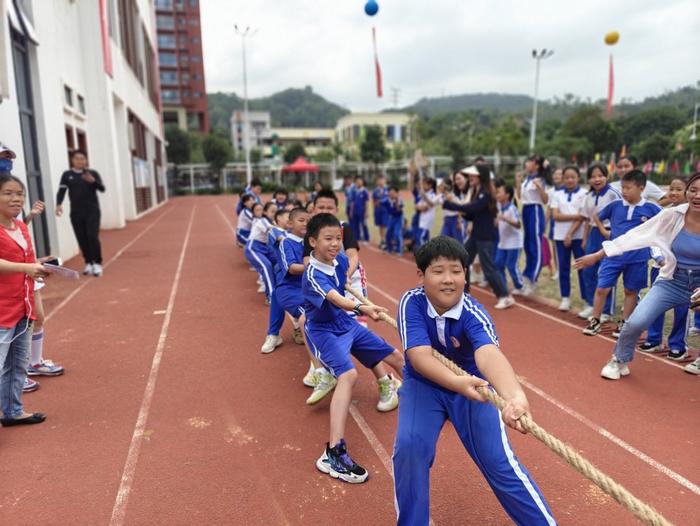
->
<box><xmin>372</xmin><ymin>27</ymin><xmax>383</xmax><ymax>98</ymax></box>
<box><xmin>99</xmin><ymin>0</ymin><xmax>113</xmax><ymax>78</ymax></box>
<box><xmin>606</xmin><ymin>54</ymin><xmax>614</xmax><ymax>117</ymax></box>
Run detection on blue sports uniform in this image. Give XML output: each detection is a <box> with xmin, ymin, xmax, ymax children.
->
<box><xmin>236</xmin><ymin>190</ymin><xmax>261</xmax><ymax>215</ymax></box>
<box><xmin>520</xmin><ymin>174</ymin><xmax>548</xmax><ymax>283</ymax></box>
<box><xmin>268</xmin><ymin>233</ymin><xmax>305</xmax><ymax>336</ymax></box>
<box><xmin>372</xmin><ymin>186</ymin><xmax>389</xmax><ymax>227</ymax></box>
<box><xmin>350</xmin><ymin>187</ymin><xmax>370</xmax><ymax>242</ymax></box>
<box><xmin>344</xmin><ymin>184</ymin><xmax>356</xmax><ymax>219</ymax></box>
<box><xmin>393</xmin><ymin>288</ymin><xmax>557</xmax><ymax>526</ymax></box>
<box><xmin>236</xmin><ymin>207</ymin><xmax>254</xmax><ymax>245</ymax></box>
<box><xmin>302</xmin><ymin>253</ymin><xmax>393</xmax><ymax>377</ymax></box>
<box><xmin>596</xmin><ymin>199</ymin><xmax>662</xmax><ymax>291</ymax></box>
<box><xmin>384</xmin><ymin>197</ymin><xmax>404</xmax><ymax>255</ymax></box>
<box><xmin>266</xmin><ymin>227</ymin><xmax>288</xmax><ymax>337</ymax></box>
<box><xmin>245</xmin><ymin>217</ymin><xmax>276</xmax><ymax>300</ymax></box>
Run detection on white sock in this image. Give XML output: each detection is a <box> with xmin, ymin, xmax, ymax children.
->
<box><xmin>292</xmin><ymin>318</ymin><xmax>300</xmax><ymax>329</ymax></box>
<box><xmin>31</xmin><ymin>329</ymin><xmax>44</xmax><ymax>365</ymax></box>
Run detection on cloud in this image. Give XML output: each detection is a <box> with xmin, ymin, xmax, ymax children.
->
<box><xmin>201</xmin><ymin>0</ymin><xmax>700</xmax><ymax>111</ymax></box>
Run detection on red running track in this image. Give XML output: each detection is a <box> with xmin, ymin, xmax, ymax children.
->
<box><xmin>1</xmin><ymin>196</ymin><xmax>697</xmax><ymax>525</ymax></box>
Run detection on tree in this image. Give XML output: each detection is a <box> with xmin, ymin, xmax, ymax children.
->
<box><xmin>250</xmin><ymin>148</ymin><xmax>262</xmax><ymax>163</ymax></box>
<box><xmin>562</xmin><ymin>106</ymin><xmax>619</xmax><ymax>155</ymax></box>
<box><xmin>284</xmin><ymin>142</ymin><xmax>307</xmax><ymax>164</ymax></box>
<box><xmin>360</xmin><ymin>125</ymin><xmax>388</xmax><ymax>166</ymax></box>
<box><xmin>636</xmin><ymin>133</ymin><xmax>671</xmax><ymax>161</ymax></box>
<box><xmin>447</xmin><ymin>139</ymin><xmax>466</xmax><ymax>171</ymax></box>
<box><xmin>165</xmin><ymin>125</ymin><xmax>191</xmax><ymax>165</ymax></box>
<box><xmin>202</xmin><ymin>134</ymin><xmax>233</xmax><ymax>189</ymax></box>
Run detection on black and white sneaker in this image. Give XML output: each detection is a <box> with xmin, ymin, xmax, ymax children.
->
<box><xmin>317</xmin><ymin>439</ymin><xmax>368</xmax><ymax>484</ymax></box>
<box><xmin>612</xmin><ymin>320</ymin><xmax>625</xmax><ymax>338</ymax></box>
<box><xmin>667</xmin><ymin>349</ymin><xmax>689</xmax><ymax>361</ymax></box>
<box><xmin>638</xmin><ymin>342</ymin><xmax>661</xmax><ymax>353</ymax></box>
<box><xmin>582</xmin><ymin>318</ymin><xmax>602</xmax><ymax>336</ymax></box>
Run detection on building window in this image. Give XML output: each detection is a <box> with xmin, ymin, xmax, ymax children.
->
<box><xmin>179</xmin><ymin>54</ymin><xmax>189</xmax><ymax>65</ymax></box>
<box><xmin>189</xmin><ymin>0</ymin><xmax>198</xmax><ymax>6</ymax></box>
<box><xmin>163</xmin><ymin>111</ymin><xmax>179</xmax><ymax>124</ymax></box>
<box><xmin>161</xmin><ymin>89</ymin><xmax>180</xmax><ymax>103</ymax></box>
<box><xmin>157</xmin><ymin>34</ymin><xmax>176</xmax><ymax>48</ymax></box>
<box><xmin>64</xmin><ymin>85</ymin><xmax>73</xmax><ymax>107</ymax></box>
<box><xmin>178</xmin><ymin>35</ymin><xmax>188</xmax><ymax>48</ymax></box>
<box><xmin>160</xmin><ymin>71</ymin><xmax>178</xmax><ymax>84</ymax></box>
<box><xmin>188</xmin><ymin>18</ymin><xmax>199</xmax><ymax>26</ymax></box>
<box><xmin>177</xmin><ymin>16</ymin><xmax>186</xmax><ymax>25</ymax></box>
<box><xmin>180</xmin><ymin>72</ymin><xmax>190</xmax><ymax>84</ymax></box>
<box><xmin>175</xmin><ymin>0</ymin><xmax>185</xmax><ymax>10</ymax></box>
<box><xmin>156</xmin><ymin>14</ymin><xmax>175</xmax><ymax>30</ymax></box>
<box><xmin>194</xmin><ymin>91</ymin><xmax>201</xmax><ymax>98</ymax></box>
<box><xmin>77</xmin><ymin>94</ymin><xmax>86</xmax><ymax>115</ymax></box>
<box><xmin>386</xmin><ymin>125</ymin><xmax>395</xmax><ymax>142</ymax></box>
<box><xmin>191</xmin><ymin>55</ymin><xmax>201</xmax><ymax>62</ymax></box>
<box><xmin>191</xmin><ymin>36</ymin><xmax>200</xmax><ymax>44</ymax></box>
<box><xmin>155</xmin><ymin>0</ymin><xmax>173</xmax><ymax>8</ymax></box>
<box><xmin>159</xmin><ymin>52</ymin><xmax>177</xmax><ymax>66</ymax></box>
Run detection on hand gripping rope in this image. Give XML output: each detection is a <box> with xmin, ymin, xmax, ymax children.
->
<box><xmin>345</xmin><ymin>285</ymin><xmax>673</xmax><ymax>526</ymax></box>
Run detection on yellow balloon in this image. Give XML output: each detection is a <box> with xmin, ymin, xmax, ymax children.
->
<box><xmin>604</xmin><ymin>31</ymin><xmax>620</xmax><ymax>45</ymax></box>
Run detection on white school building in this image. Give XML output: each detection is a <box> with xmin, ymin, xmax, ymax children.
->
<box><xmin>0</xmin><ymin>0</ymin><xmax>167</xmax><ymax>260</ymax></box>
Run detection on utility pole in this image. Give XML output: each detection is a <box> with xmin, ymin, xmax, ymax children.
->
<box><xmin>234</xmin><ymin>24</ymin><xmax>257</xmax><ymax>187</ymax></box>
<box><xmin>528</xmin><ymin>48</ymin><xmax>554</xmax><ymax>154</ymax></box>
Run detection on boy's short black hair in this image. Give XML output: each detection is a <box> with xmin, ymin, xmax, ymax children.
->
<box><xmin>286</xmin><ymin>198</ymin><xmax>303</xmax><ymax>208</ymax></box>
<box><xmin>313</xmin><ymin>188</ymin><xmax>338</xmax><ymax>206</ymax></box>
<box><xmin>241</xmin><ymin>194</ymin><xmax>254</xmax><ymax>205</ymax></box>
<box><xmin>274</xmin><ymin>209</ymin><xmax>289</xmax><ymax>221</ymax></box>
<box><xmin>274</xmin><ymin>187</ymin><xmax>288</xmax><ymax>197</ymax></box>
<box><xmin>355</xmin><ymin>176</ymin><xmax>365</xmax><ymax>184</ymax></box>
<box><xmin>621</xmin><ymin>169</ymin><xmax>646</xmax><ymax>187</ymax></box>
<box><xmin>289</xmin><ymin>207</ymin><xmax>308</xmax><ymax>221</ymax></box>
<box><xmin>250</xmin><ymin>178</ymin><xmax>263</xmax><ymax>188</ymax></box>
<box><xmin>307</xmin><ymin>213</ymin><xmax>341</xmax><ymax>239</ymax></box>
<box><xmin>263</xmin><ymin>201</ymin><xmax>277</xmax><ymax>213</ymax></box>
<box><xmin>415</xmin><ymin>236</ymin><xmax>469</xmax><ymax>273</ymax></box>
<box><xmin>389</xmin><ymin>185</ymin><xmax>399</xmax><ymax>192</ymax></box>
<box><xmin>423</xmin><ymin>177</ymin><xmax>437</xmax><ymax>192</ymax></box>
<box><xmin>70</xmin><ymin>149</ymin><xmax>87</xmax><ymax>159</ymax></box>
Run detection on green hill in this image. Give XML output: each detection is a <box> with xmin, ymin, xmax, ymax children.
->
<box><xmin>208</xmin><ymin>86</ymin><xmax>349</xmax><ymax>133</ymax></box>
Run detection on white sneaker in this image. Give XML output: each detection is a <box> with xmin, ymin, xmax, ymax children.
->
<box><xmin>688</xmin><ymin>327</ymin><xmax>700</xmax><ymax>337</ymax></box>
<box><xmin>601</xmin><ymin>357</ymin><xmax>630</xmax><ymax>380</ymax></box>
<box><xmin>600</xmin><ymin>314</ymin><xmax>612</xmax><ymax>323</ymax></box>
<box><xmin>83</xmin><ymin>263</ymin><xmax>94</xmax><ymax>275</ymax></box>
<box><xmin>493</xmin><ymin>296</ymin><xmax>515</xmax><ymax>310</ymax></box>
<box><xmin>551</xmin><ymin>271</ymin><xmax>559</xmax><ymax>281</ymax></box>
<box><xmin>92</xmin><ymin>263</ymin><xmax>103</xmax><ymax>277</ymax></box>
<box><xmin>684</xmin><ymin>357</ymin><xmax>700</xmax><ymax>375</ymax></box>
<box><xmin>558</xmin><ymin>298</ymin><xmax>571</xmax><ymax>311</ymax></box>
<box><xmin>257</xmin><ymin>282</ymin><xmax>266</xmax><ymax>294</ymax></box>
<box><xmin>302</xmin><ymin>363</ymin><xmax>316</xmax><ymax>387</ymax></box>
<box><xmin>522</xmin><ymin>280</ymin><xmax>536</xmax><ymax>297</ymax></box>
<box><xmin>578</xmin><ymin>305</ymin><xmax>594</xmax><ymax>319</ymax></box>
<box><xmin>376</xmin><ymin>375</ymin><xmax>401</xmax><ymax>412</ymax></box>
<box><xmin>306</xmin><ymin>369</ymin><xmax>337</xmax><ymax>405</ymax></box>
<box><xmin>260</xmin><ymin>334</ymin><xmax>283</xmax><ymax>354</ymax></box>
<box><xmin>511</xmin><ymin>288</ymin><xmax>524</xmax><ymax>296</ymax></box>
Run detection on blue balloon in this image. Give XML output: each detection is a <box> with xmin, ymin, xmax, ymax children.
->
<box><xmin>364</xmin><ymin>1</ymin><xmax>379</xmax><ymax>16</ymax></box>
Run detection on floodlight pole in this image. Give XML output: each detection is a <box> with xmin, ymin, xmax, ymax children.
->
<box><xmin>529</xmin><ymin>48</ymin><xmax>554</xmax><ymax>154</ymax></box>
<box><xmin>235</xmin><ymin>25</ymin><xmax>257</xmax><ymax>187</ymax></box>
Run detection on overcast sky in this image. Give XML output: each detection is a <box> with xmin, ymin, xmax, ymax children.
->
<box><xmin>200</xmin><ymin>0</ymin><xmax>700</xmax><ymax>111</ymax></box>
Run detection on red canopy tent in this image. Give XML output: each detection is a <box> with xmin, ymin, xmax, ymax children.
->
<box><xmin>281</xmin><ymin>157</ymin><xmax>319</xmax><ymax>188</ymax></box>
<box><xmin>281</xmin><ymin>157</ymin><xmax>319</xmax><ymax>173</ymax></box>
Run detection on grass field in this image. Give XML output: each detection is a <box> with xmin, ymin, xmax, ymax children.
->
<box><xmin>340</xmin><ymin>195</ymin><xmax>699</xmax><ymax>349</ymax></box>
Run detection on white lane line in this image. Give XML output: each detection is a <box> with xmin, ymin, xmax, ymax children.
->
<box><xmin>363</xmin><ymin>244</ymin><xmax>686</xmax><ymax>371</ymax></box>
<box><xmin>218</xmin><ymin>204</ymin><xmax>436</xmax><ymax>524</ymax></box>
<box><xmin>109</xmin><ymin>206</ymin><xmax>196</xmax><ymax>526</ymax></box>
<box><xmin>45</xmin><ymin>205</ymin><xmax>174</xmax><ymax>323</ymax></box>
<box><xmin>365</xmin><ymin>280</ymin><xmax>700</xmax><ymax>495</ymax></box>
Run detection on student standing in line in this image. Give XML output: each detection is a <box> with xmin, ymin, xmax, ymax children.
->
<box><xmin>350</xmin><ymin>176</ymin><xmax>370</xmax><ymax>242</ymax></box>
<box><xmin>549</xmin><ymin>166</ymin><xmax>588</xmax><ymax>312</ymax></box>
<box><xmin>384</xmin><ymin>186</ymin><xmax>404</xmax><ymax>255</ymax></box>
<box><xmin>515</xmin><ymin>155</ymin><xmax>551</xmax><ymax>296</ymax></box>
<box><xmin>372</xmin><ymin>175</ymin><xmax>389</xmax><ymax>248</ymax></box>
<box><xmin>55</xmin><ymin>150</ymin><xmax>105</xmax><ymax>277</ymax></box>
<box><xmin>577</xmin><ymin>163</ymin><xmax>621</xmax><ymax>321</ymax></box>
<box><xmin>245</xmin><ymin>202</ymin><xmax>277</xmax><ymax>305</ymax></box>
<box><xmin>545</xmin><ymin>168</ymin><xmax>563</xmax><ymax>281</ymax></box>
<box><xmin>576</xmin><ymin>172</ymin><xmax>700</xmax><ymax>378</ymax></box>
<box><xmin>0</xmin><ymin>173</ymin><xmax>48</xmax><ymax>427</ymax></box>
<box><xmin>414</xmin><ymin>177</ymin><xmax>438</xmax><ymax>249</ymax></box>
<box><xmin>611</xmin><ymin>156</ymin><xmax>669</xmax><ymax>205</ymax></box>
<box><xmin>494</xmin><ymin>181</ymin><xmax>524</xmax><ymax>294</ymax></box>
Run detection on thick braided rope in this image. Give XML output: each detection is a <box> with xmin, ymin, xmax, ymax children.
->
<box><xmin>346</xmin><ymin>286</ymin><xmax>673</xmax><ymax>526</ymax></box>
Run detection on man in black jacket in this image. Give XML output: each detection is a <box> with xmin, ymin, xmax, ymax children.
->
<box><xmin>55</xmin><ymin>150</ymin><xmax>105</xmax><ymax>276</ymax></box>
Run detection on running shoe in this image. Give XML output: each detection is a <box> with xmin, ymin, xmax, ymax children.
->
<box><xmin>257</xmin><ymin>283</ymin><xmax>266</xmax><ymax>294</ymax></box>
<box><xmin>376</xmin><ymin>375</ymin><xmax>401</xmax><ymax>412</ymax></box>
<box><xmin>317</xmin><ymin>439</ymin><xmax>368</xmax><ymax>484</ymax></box>
<box><xmin>293</xmin><ymin>327</ymin><xmax>304</xmax><ymax>345</ymax></box>
<box><xmin>582</xmin><ymin>318</ymin><xmax>602</xmax><ymax>336</ymax></box>
<box><xmin>82</xmin><ymin>263</ymin><xmax>94</xmax><ymax>275</ymax></box>
<box><xmin>638</xmin><ymin>342</ymin><xmax>661</xmax><ymax>353</ymax></box>
<box><xmin>511</xmin><ymin>288</ymin><xmax>524</xmax><ymax>296</ymax></box>
<box><xmin>688</xmin><ymin>327</ymin><xmax>700</xmax><ymax>337</ymax></box>
<box><xmin>23</xmin><ymin>377</ymin><xmax>39</xmax><ymax>393</ymax></box>
<box><xmin>27</xmin><ymin>359</ymin><xmax>64</xmax><ymax>376</ymax></box>
<box><xmin>302</xmin><ymin>363</ymin><xmax>316</xmax><ymax>387</ymax></box>
<box><xmin>522</xmin><ymin>280</ymin><xmax>536</xmax><ymax>297</ymax></box>
<box><xmin>558</xmin><ymin>298</ymin><xmax>571</xmax><ymax>312</ymax></box>
<box><xmin>92</xmin><ymin>263</ymin><xmax>103</xmax><ymax>277</ymax></box>
<box><xmin>667</xmin><ymin>349</ymin><xmax>689</xmax><ymax>361</ymax></box>
<box><xmin>306</xmin><ymin>369</ymin><xmax>337</xmax><ymax>405</ymax></box>
<box><xmin>684</xmin><ymin>357</ymin><xmax>700</xmax><ymax>375</ymax></box>
<box><xmin>600</xmin><ymin>314</ymin><xmax>612</xmax><ymax>323</ymax></box>
<box><xmin>612</xmin><ymin>320</ymin><xmax>625</xmax><ymax>338</ymax></box>
<box><xmin>577</xmin><ymin>305</ymin><xmax>594</xmax><ymax>319</ymax></box>
<box><xmin>260</xmin><ymin>335</ymin><xmax>283</xmax><ymax>354</ymax></box>
<box><xmin>494</xmin><ymin>296</ymin><xmax>515</xmax><ymax>310</ymax></box>
<box><xmin>601</xmin><ymin>357</ymin><xmax>630</xmax><ymax>380</ymax></box>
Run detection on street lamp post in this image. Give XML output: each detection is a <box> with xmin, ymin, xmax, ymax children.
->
<box><xmin>689</xmin><ymin>102</ymin><xmax>699</xmax><ymax>168</ymax></box>
<box><xmin>235</xmin><ymin>25</ymin><xmax>257</xmax><ymax>187</ymax></box>
<box><xmin>528</xmin><ymin>48</ymin><xmax>554</xmax><ymax>154</ymax></box>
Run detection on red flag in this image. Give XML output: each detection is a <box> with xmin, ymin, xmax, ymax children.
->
<box><xmin>372</xmin><ymin>27</ymin><xmax>383</xmax><ymax>98</ymax></box>
<box><xmin>606</xmin><ymin>54</ymin><xmax>614</xmax><ymax>117</ymax></box>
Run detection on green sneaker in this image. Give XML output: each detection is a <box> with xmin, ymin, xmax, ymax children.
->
<box><xmin>306</xmin><ymin>369</ymin><xmax>337</xmax><ymax>405</ymax></box>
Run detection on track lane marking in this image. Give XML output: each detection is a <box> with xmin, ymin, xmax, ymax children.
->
<box><xmin>362</xmin><ymin>244</ymin><xmax>687</xmax><ymax>371</ymax></box>
<box><xmin>109</xmin><ymin>205</ymin><xmax>196</xmax><ymax>526</ymax></box>
<box><xmin>364</xmin><ymin>280</ymin><xmax>700</xmax><ymax>496</ymax></box>
<box><xmin>45</xmin><ymin>204</ymin><xmax>175</xmax><ymax>323</ymax></box>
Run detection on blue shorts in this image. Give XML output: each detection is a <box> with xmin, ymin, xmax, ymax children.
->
<box><xmin>275</xmin><ymin>284</ymin><xmax>303</xmax><ymax>318</ymax></box>
<box><xmin>305</xmin><ymin>322</ymin><xmax>394</xmax><ymax>377</ymax></box>
<box><xmin>374</xmin><ymin>209</ymin><xmax>389</xmax><ymax>227</ymax></box>
<box><xmin>597</xmin><ymin>258</ymin><xmax>648</xmax><ymax>291</ymax></box>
